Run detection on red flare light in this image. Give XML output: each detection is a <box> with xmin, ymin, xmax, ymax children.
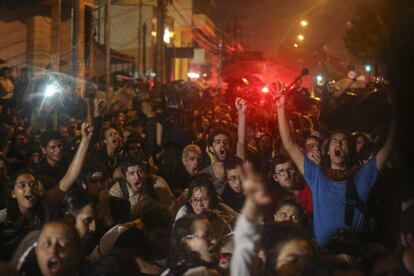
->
<box><xmin>261</xmin><ymin>86</ymin><xmax>270</xmax><ymax>93</ymax></box>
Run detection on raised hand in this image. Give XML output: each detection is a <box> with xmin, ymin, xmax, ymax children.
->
<box><xmin>272</xmin><ymin>81</ymin><xmax>286</xmax><ymax>108</ymax></box>
<box><xmin>93</xmin><ymin>98</ymin><xmax>105</xmax><ymax>116</ymax></box>
<box><xmin>81</xmin><ymin>122</ymin><xmax>94</xmax><ymax>140</ymax></box>
<box><xmin>235</xmin><ymin>97</ymin><xmax>247</xmax><ymax>114</ymax></box>
<box><xmin>242</xmin><ymin>172</ymin><xmax>271</xmax><ymax>206</ymax></box>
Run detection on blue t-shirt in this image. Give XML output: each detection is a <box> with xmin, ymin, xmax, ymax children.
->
<box><xmin>304</xmin><ymin>157</ymin><xmax>378</xmax><ymax>244</ymax></box>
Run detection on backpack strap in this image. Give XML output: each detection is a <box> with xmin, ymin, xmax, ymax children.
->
<box><xmin>119</xmin><ymin>180</ymin><xmax>130</xmax><ymax>201</ymax></box>
<box><xmin>344</xmin><ymin>177</ymin><xmax>366</xmax><ymax>228</ymax></box>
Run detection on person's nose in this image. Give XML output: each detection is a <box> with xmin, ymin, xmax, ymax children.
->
<box><xmin>49</xmin><ymin>242</ymin><xmax>58</xmax><ymax>256</ymax></box>
<box><xmin>89</xmin><ymin>219</ymin><xmax>97</xmax><ymax>233</ymax></box>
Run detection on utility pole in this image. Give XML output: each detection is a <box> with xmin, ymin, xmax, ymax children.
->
<box><xmin>97</xmin><ymin>0</ymin><xmax>101</xmax><ymax>44</ymax></box>
<box><xmin>72</xmin><ymin>0</ymin><xmax>86</xmax><ymax>98</ymax></box>
<box><xmin>137</xmin><ymin>0</ymin><xmax>143</xmax><ymax>76</ymax></box>
<box><xmin>142</xmin><ymin>22</ymin><xmax>147</xmax><ymax>75</ymax></box>
<box><xmin>51</xmin><ymin>0</ymin><xmax>61</xmax><ymax>71</ymax></box>
<box><xmin>154</xmin><ymin>0</ymin><xmax>167</xmax><ymax>90</ymax></box>
<box><xmin>104</xmin><ymin>0</ymin><xmax>111</xmax><ymax>96</ymax></box>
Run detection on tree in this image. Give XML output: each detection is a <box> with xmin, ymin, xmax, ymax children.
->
<box><xmin>344</xmin><ymin>4</ymin><xmax>388</xmax><ymax>73</ymax></box>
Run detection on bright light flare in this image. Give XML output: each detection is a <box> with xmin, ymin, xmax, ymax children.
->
<box><xmin>164</xmin><ymin>28</ymin><xmax>171</xmax><ymax>43</ymax></box>
<box><xmin>297</xmin><ymin>34</ymin><xmax>304</xmax><ymax>41</ymax></box>
<box><xmin>44</xmin><ymin>82</ymin><xmax>61</xmax><ymax>97</ymax></box>
<box><xmin>187</xmin><ymin>72</ymin><xmax>200</xmax><ymax>79</ymax></box>
<box><xmin>316</xmin><ymin>75</ymin><xmax>324</xmax><ymax>86</ymax></box>
<box><xmin>365</xmin><ymin>64</ymin><xmax>372</xmax><ymax>72</ymax></box>
<box><xmin>261</xmin><ymin>86</ymin><xmax>270</xmax><ymax>93</ymax></box>
<box><xmin>293</xmin><ymin>43</ymin><xmax>299</xmax><ymax>48</ymax></box>
<box><xmin>300</xmin><ymin>20</ymin><xmax>308</xmax><ymax>27</ymax></box>
<box><xmin>241</xmin><ymin>77</ymin><xmax>249</xmax><ymax>84</ymax></box>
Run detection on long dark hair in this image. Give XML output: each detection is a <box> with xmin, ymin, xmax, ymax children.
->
<box><xmin>320</xmin><ymin>130</ymin><xmax>356</xmax><ymax>172</ymax></box>
<box><xmin>185</xmin><ymin>174</ymin><xmax>218</xmax><ymax>212</ymax></box>
<box><xmin>167</xmin><ymin>214</ymin><xmax>207</xmax><ymax>269</ymax></box>
<box><xmin>5</xmin><ymin>170</ymin><xmax>45</xmax><ymax>223</ymax></box>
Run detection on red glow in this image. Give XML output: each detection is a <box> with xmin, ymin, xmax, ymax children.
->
<box><xmin>261</xmin><ymin>86</ymin><xmax>269</xmax><ymax>93</ymax></box>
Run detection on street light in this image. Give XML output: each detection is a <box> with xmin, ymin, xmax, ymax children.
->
<box><xmin>316</xmin><ymin>75</ymin><xmax>324</xmax><ymax>86</ymax></box>
<box><xmin>300</xmin><ymin>20</ymin><xmax>308</xmax><ymax>27</ymax></box>
<box><xmin>297</xmin><ymin>34</ymin><xmax>304</xmax><ymax>41</ymax></box>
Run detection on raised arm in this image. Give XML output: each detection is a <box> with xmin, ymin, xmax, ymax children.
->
<box><xmin>44</xmin><ymin>123</ymin><xmax>93</xmax><ymax>206</ymax></box>
<box><xmin>275</xmin><ymin>84</ymin><xmax>305</xmax><ymax>174</ymax></box>
<box><xmin>235</xmin><ymin>98</ymin><xmax>247</xmax><ymax>160</ymax></box>
<box><xmin>376</xmin><ymin>90</ymin><xmax>397</xmax><ymax>171</ymax></box>
<box><xmin>156</xmin><ymin>122</ymin><xmax>163</xmax><ymax>147</ymax></box>
<box><xmin>231</xmin><ymin>172</ymin><xmax>270</xmax><ymax>276</ymax></box>
<box><xmin>90</xmin><ymin>98</ymin><xmax>104</xmax><ymax>146</ymax></box>
<box><xmin>376</xmin><ymin>119</ymin><xmax>396</xmax><ymax>171</ymax></box>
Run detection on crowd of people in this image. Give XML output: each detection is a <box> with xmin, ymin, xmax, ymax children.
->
<box><xmin>0</xmin><ymin>64</ymin><xmax>413</xmax><ymax>276</ymax></box>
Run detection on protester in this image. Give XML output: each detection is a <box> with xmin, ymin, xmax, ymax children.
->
<box><xmin>275</xmin><ymin>83</ymin><xmax>395</xmax><ymax>245</ymax></box>
<box><xmin>269</xmin><ymin>154</ymin><xmax>313</xmax><ymax>217</ymax></box>
<box><xmin>221</xmin><ymin>156</ymin><xmax>245</xmax><ymax>212</ymax></box>
<box><xmin>164</xmin><ymin>214</ymin><xmax>220</xmax><ymax>275</ymax></box>
<box><xmin>200</xmin><ymin>98</ymin><xmax>247</xmax><ymax>195</ymax></box>
<box><xmin>109</xmin><ymin>157</ymin><xmax>173</xmax><ymax>212</ymax></box>
<box><xmin>0</xmin><ymin>56</ymin><xmax>408</xmax><ymax>276</ymax></box>
<box><xmin>18</xmin><ymin>221</ymin><xmax>82</xmax><ymax>276</ymax></box>
<box><xmin>0</xmin><ymin>123</ymin><xmax>91</xmax><ymax>259</ymax></box>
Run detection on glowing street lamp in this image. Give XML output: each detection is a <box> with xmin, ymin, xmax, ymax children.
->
<box><xmin>297</xmin><ymin>34</ymin><xmax>304</xmax><ymax>41</ymax></box>
<box><xmin>261</xmin><ymin>86</ymin><xmax>270</xmax><ymax>93</ymax></box>
<box><xmin>316</xmin><ymin>75</ymin><xmax>324</xmax><ymax>86</ymax></box>
<box><xmin>300</xmin><ymin>20</ymin><xmax>308</xmax><ymax>27</ymax></box>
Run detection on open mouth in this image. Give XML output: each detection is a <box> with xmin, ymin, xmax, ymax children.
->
<box><xmin>220</xmin><ymin>149</ymin><xmax>226</xmax><ymax>156</ymax></box>
<box><xmin>24</xmin><ymin>193</ymin><xmax>36</xmax><ymax>201</ymax></box>
<box><xmin>47</xmin><ymin>257</ymin><xmax>62</xmax><ymax>273</ymax></box>
<box><xmin>334</xmin><ymin>149</ymin><xmax>343</xmax><ymax>157</ymax></box>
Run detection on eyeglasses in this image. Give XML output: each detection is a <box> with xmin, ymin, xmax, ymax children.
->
<box><xmin>190</xmin><ymin>197</ymin><xmax>210</xmax><ymax>205</ymax></box>
<box><xmin>275</xmin><ymin>168</ymin><xmax>296</xmax><ymax>176</ymax></box>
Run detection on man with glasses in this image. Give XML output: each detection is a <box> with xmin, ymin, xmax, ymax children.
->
<box><xmin>270</xmin><ymin>154</ymin><xmax>313</xmax><ymax>217</ymax></box>
<box><xmin>221</xmin><ymin>156</ymin><xmax>245</xmax><ymax>212</ymax></box>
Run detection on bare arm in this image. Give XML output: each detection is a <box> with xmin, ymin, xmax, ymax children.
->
<box><xmin>156</xmin><ymin>122</ymin><xmax>163</xmax><ymax>147</ymax></box>
<box><xmin>235</xmin><ymin>98</ymin><xmax>247</xmax><ymax>160</ymax></box>
<box><xmin>376</xmin><ymin>119</ymin><xmax>395</xmax><ymax>171</ymax></box>
<box><xmin>275</xmin><ymin>87</ymin><xmax>305</xmax><ymax>174</ymax></box>
<box><xmin>231</xmin><ymin>172</ymin><xmax>270</xmax><ymax>276</ymax></box>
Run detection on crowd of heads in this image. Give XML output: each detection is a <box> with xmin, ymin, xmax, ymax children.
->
<box><xmin>0</xmin><ymin>66</ymin><xmax>412</xmax><ymax>275</ymax></box>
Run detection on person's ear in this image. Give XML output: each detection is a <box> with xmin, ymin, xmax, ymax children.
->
<box><xmin>208</xmin><ymin>146</ymin><xmax>213</xmax><ymax>153</ymax></box>
<box><xmin>10</xmin><ymin>188</ymin><xmax>16</xmax><ymax>199</ymax></box>
<box><xmin>41</xmin><ymin>147</ymin><xmax>47</xmax><ymax>155</ymax></box>
<box><xmin>272</xmin><ymin>173</ymin><xmax>278</xmax><ymax>183</ymax></box>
